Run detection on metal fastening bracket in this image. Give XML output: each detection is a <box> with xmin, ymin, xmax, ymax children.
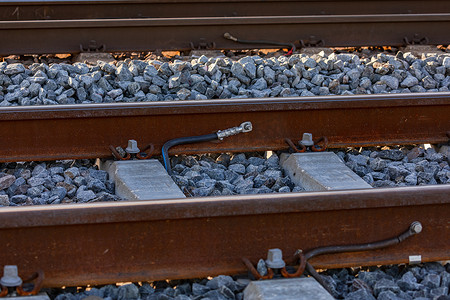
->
<box><xmin>110</xmin><ymin>141</ymin><xmax>154</xmax><ymax>160</ymax></box>
<box><xmin>216</xmin><ymin>122</ymin><xmax>253</xmax><ymax>140</ymax></box>
<box><xmin>300</xmin><ymin>36</ymin><xmax>325</xmax><ymax>48</ymax></box>
<box><xmin>0</xmin><ymin>266</ymin><xmax>44</xmax><ymax>296</ymax></box>
<box><xmin>285</xmin><ymin>133</ymin><xmax>328</xmax><ymax>153</ymax></box>
<box><xmin>80</xmin><ymin>40</ymin><xmax>106</xmax><ymax>52</ymax></box>
<box><xmin>403</xmin><ymin>34</ymin><xmax>429</xmax><ymax>45</ymax></box>
<box><xmin>242</xmin><ymin>249</ymin><xmax>306</xmax><ymax>280</ymax></box>
<box><xmin>190</xmin><ymin>38</ymin><xmax>216</xmax><ymax>50</ymax></box>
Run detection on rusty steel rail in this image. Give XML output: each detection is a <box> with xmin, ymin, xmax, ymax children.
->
<box><xmin>0</xmin><ymin>184</ymin><xmax>448</xmax><ymax>287</ymax></box>
<box><xmin>0</xmin><ymin>92</ymin><xmax>449</xmax><ymax>162</ymax></box>
<box><xmin>0</xmin><ymin>13</ymin><xmax>450</xmax><ymax>55</ymax></box>
<box><xmin>1</xmin><ymin>0</ymin><xmax>449</xmax><ymax>20</ymax></box>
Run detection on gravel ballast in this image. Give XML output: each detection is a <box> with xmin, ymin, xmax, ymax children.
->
<box><xmin>1</xmin><ymin>144</ymin><xmax>448</xmax><ymax>206</ymax></box>
<box><xmin>0</xmin><ymin>159</ymin><xmax>121</xmax><ymax>206</ymax></box>
<box><xmin>320</xmin><ymin>262</ymin><xmax>450</xmax><ymax>300</ymax></box>
<box><xmin>170</xmin><ymin>144</ymin><xmax>450</xmax><ymax>197</ymax></box>
<box><xmin>1</xmin><ymin>50</ymin><xmax>450</xmax><ymax>106</ymax></box>
<box><xmin>169</xmin><ymin>152</ymin><xmax>303</xmax><ymax>197</ymax></box>
<box><xmin>2</xmin><ymin>49</ymin><xmax>449</xmax><ymax>300</ymax></box>
<box><xmin>338</xmin><ymin>145</ymin><xmax>450</xmax><ymax>187</ymax></box>
<box><xmin>47</xmin><ymin>262</ymin><xmax>450</xmax><ymax>300</ymax></box>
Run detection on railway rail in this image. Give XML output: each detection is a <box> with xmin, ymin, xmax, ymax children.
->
<box><xmin>0</xmin><ymin>0</ymin><xmax>450</xmax><ymax>54</ymax></box>
<box><xmin>0</xmin><ymin>92</ymin><xmax>449</xmax><ymax>162</ymax></box>
<box><xmin>0</xmin><ymin>185</ymin><xmax>448</xmax><ymax>287</ymax></box>
<box><xmin>1</xmin><ymin>14</ymin><xmax>450</xmax><ymax>55</ymax></box>
<box><xmin>1</xmin><ymin>0</ymin><xmax>449</xmax><ymax>20</ymax></box>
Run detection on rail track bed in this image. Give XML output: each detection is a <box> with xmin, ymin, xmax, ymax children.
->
<box><xmin>43</xmin><ymin>261</ymin><xmax>450</xmax><ymax>300</ymax></box>
<box><xmin>0</xmin><ymin>92</ymin><xmax>449</xmax><ymax>289</ymax></box>
<box><xmin>2</xmin><ymin>144</ymin><xmax>449</xmax><ymax>204</ymax></box>
<box><xmin>0</xmin><ymin>9</ymin><xmax>449</xmax><ymax>298</ymax></box>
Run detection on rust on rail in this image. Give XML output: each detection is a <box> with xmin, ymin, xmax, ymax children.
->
<box><xmin>0</xmin><ymin>0</ymin><xmax>449</xmax><ymax>54</ymax></box>
<box><xmin>0</xmin><ymin>93</ymin><xmax>449</xmax><ymax>162</ymax></box>
<box><xmin>1</xmin><ymin>0</ymin><xmax>448</xmax><ymax>21</ymax></box>
<box><xmin>0</xmin><ymin>185</ymin><xmax>448</xmax><ymax>287</ymax></box>
<box><xmin>0</xmin><ymin>14</ymin><xmax>450</xmax><ymax>54</ymax></box>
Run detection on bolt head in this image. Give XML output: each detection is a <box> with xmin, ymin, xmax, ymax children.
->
<box><xmin>0</xmin><ymin>265</ymin><xmax>22</xmax><ymax>287</ymax></box>
<box><xmin>300</xmin><ymin>133</ymin><xmax>314</xmax><ymax>147</ymax></box>
<box><xmin>125</xmin><ymin>140</ymin><xmax>140</xmax><ymax>154</ymax></box>
<box><xmin>241</xmin><ymin>121</ymin><xmax>253</xmax><ymax>132</ymax></box>
<box><xmin>411</xmin><ymin>221</ymin><xmax>422</xmax><ymax>234</ymax></box>
<box><xmin>265</xmin><ymin>248</ymin><xmax>286</xmax><ymax>269</ymax></box>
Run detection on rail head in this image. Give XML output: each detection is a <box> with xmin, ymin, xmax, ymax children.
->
<box><xmin>0</xmin><ymin>184</ymin><xmax>448</xmax><ymax>228</ymax></box>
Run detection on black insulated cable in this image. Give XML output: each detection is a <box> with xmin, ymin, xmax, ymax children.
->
<box><xmin>162</xmin><ymin>122</ymin><xmax>253</xmax><ymax>175</ymax></box>
<box><xmin>302</xmin><ymin>221</ymin><xmax>423</xmax><ymax>294</ymax></box>
<box><xmin>304</xmin><ymin>221</ymin><xmax>423</xmax><ymax>261</ymax></box>
<box><xmin>162</xmin><ymin>133</ymin><xmax>218</xmax><ymax>175</ymax></box>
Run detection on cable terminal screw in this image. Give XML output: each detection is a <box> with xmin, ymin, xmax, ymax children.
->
<box><xmin>410</xmin><ymin>221</ymin><xmax>422</xmax><ymax>234</ymax></box>
<box><xmin>217</xmin><ymin>121</ymin><xmax>253</xmax><ymax>140</ymax></box>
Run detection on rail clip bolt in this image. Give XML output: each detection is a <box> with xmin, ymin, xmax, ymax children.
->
<box><xmin>125</xmin><ymin>140</ymin><xmax>140</xmax><ymax>154</ymax></box>
<box><xmin>265</xmin><ymin>248</ymin><xmax>286</xmax><ymax>269</ymax></box>
<box><xmin>410</xmin><ymin>221</ymin><xmax>423</xmax><ymax>234</ymax></box>
<box><xmin>0</xmin><ymin>265</ymin><xmax>22</xmax><ymax>287</ymax></box>
<box><xmin>300</xmin><ymin>133</ymin><xmax>314</xmax><ymax>147</ymax></box>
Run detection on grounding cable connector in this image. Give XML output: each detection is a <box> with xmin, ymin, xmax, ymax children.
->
<box><xmin>162</xmin><ymin>121</ymin><xmax>253</xmax><ymax>175</ymax></box>
<box><xmin>217</xmin><ymin>122</ymin><xmax>253</xmax><ymax>140</ymax></box>
<box><xmin>242</xmin><ymin>221</ymin><xmax>423</xmax><ymax>294</ymax></box>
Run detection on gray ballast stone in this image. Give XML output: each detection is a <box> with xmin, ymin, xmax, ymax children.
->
<box><xmin>102</xmin><ymin>160</ymin><xmax>185</xmax><ymax>200</ymax></box>
<box><xmin>282</xmin><ymin>152</ymin><xmax>372</xmax><ymax>191</ymax></box>
<box><xmin>243</xmin><ymin>277</ymin><xmax>335</xmax><ymax>300</ymax></box>
<box><xmin>0</xmin><ymin>173</ymin><xmax>16</xmax><ymax>190</ymax></box>
<box><xmin>3</xmin><ymin>50</ymin><xmax>450</xmax><ymax>107</ymax></box>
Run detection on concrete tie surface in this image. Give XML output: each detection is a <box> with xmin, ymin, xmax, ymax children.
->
<box><xmin>243</xmin><ymin>277</ymin><xmax>335</xmax><ymax>300</ymax></box>
<box><xmin>282</xmin><ymin>152</ymin><xmax>372</xmax><ymax>191</ymax></box>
